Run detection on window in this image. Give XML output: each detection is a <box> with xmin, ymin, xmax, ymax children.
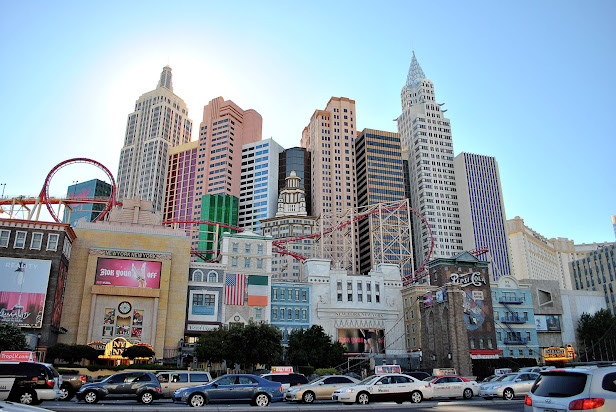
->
<box><xmin>244</xmin><ymin>258</ymin><xmax>251</xmax><ymax>268</ymax></box>
<box><xmin>273</xmin><ymin>289</ymin><xmax>278</xmax><ymax>300</ymax></box>
<box><xmin>30</xmin><ymin>232</ymin><xmax>43</xmax><ymax>250</ymax></box>
<box><xmin>14</xmin><ymin>231</ymin><xmax>26</xmax><ymax>248</ymax></box>
<box><xmin>47</xmin><ymin>233</ymin><xmax>59</xmax><ymax>251</ymax></box>
<box><xmin>0</xmin><ymin>230</ymin><xmax>9</xmax><ymax>247</ymax></box>
<box><xmin>256</xmin><ymin>258</ymin><xmax>263</xmax><ymax>269</ymax></box>
<box><xmin>287</xmin><ymin>309</ymin><xmax>292</xmax><ymax>320</ymax></box>
<box><xmin>245</xmin><ymin>243</ymin><xmax>251</xmax><ymax>254</ymax></box>
<box><xmin>295</xmin><ymin>290</ymin><xmax>299</xmax><ymax>300</ymax></box>
<box><xmin>295</xmin><ymin>309</ymin><xmax>299</xmax><ymax>320</ymax></box>
<box><xmin>302</xmin><ymin>290</ymin><xmax>307</xmax><ymax>301</ymax></box>
<box><xmin>232</xmin><ymin>242</ymin><xmax>239</xmax><ymax>253</ymax></box>
<box><xmin>255</xmin><ymin>308</ymin><xmax>262</xmax><ymax>320</ymax></box>
<box><xmin>231</xmin><ymin>257</ymin><xmax>238</xmax><ymax>267</ymax></box>
<box><xmin>207</xmin><ymin>271</ymin><xmax>218</xmax><ymax>282</ymax></box>
<box><xmin>280</xmin><ymin>308</ymin><xmax>285</xmax><ymax>319</ymax></box>
<box><xmin>192</xmin><ymin>270</ymin><xmax>204</xmax><ymax>282</ymax></box>
<box><xmin>257</xmin><ymin>244</ymin><xmax>264</xmax><ymax>254</ymax></box>
<box><xmin>302</xmin><ymin>309</ymin><xmax>307</xmax><ymax>320</ymax></box>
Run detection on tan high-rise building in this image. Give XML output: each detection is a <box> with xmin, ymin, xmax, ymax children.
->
<box><xmin>301</xmin><ymin>97</ymin><xmax>357</xmax><ymax>270</ymax></box>
<box><xmin>117</xmin><ymin>66</ymin><xmax>193</xmax><ymax>213</ymax></box>
<box><xmin>193</xmin><ymin>97</ymin><xmax>262</xmax><ymax>214</ymax></box>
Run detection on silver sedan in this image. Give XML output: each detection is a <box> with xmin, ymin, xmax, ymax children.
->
<box><xmin>478</xmin><ymin>372</ymin><xmax>539</xmax><ymax>400</ymax></box>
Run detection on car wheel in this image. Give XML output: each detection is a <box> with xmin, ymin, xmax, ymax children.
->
<box><xmin>84</xmin><ymin>390</ymin><xmax>99</xmax><ymax>404</ymax></box>
<box><xmin>357</xmin><ymin>392</ymin><xmax>370</xmax><ymax>405</ymax></box>
<box><xmin>59</xmin><ymin>385</ymin><xmax>74</xmax><ymax>401</ymax></box>
<box><xmin>302</xmin><ymin>391</ymin><xmax>315</xmax><ymax>403</ymax></box>
<box><xmin>463</xmin><ymin>388</ymin><xmax>473</xmax><ymax>399</ymax></box>
<box><xmin>188</xmin><ymin>393</ymin><xmax>206</xmax><ymax>407</ymax></box>
<box><xmin>140</xmin><ymin>391</ymin><xmax>154</xmax><ymax>404</ymax></box>
<box><xmin>19</xmin><ymin>390</ymin><xmax>37</xmax><ymax>405</ymax></box>
<box><xmin>410</xmin><ymin>390</ymin><xmax>423</xmax><ymax>403</ymax></box>
<box><xmin>503</xmin><ymin>388</ymin><xmax>514</xmax><ymax>400</ymax></box>
<box><xmin>254</xmin><ymin>393</ymin><xmax>270</xmax><ymax>407</ymax></box>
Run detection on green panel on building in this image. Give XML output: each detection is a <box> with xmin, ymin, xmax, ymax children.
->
<box><xmin>198</xmin><ymin>194</ymin><xmax>239</xmax><ymax>261</ymax></box>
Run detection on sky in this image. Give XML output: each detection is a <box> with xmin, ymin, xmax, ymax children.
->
<box><xmin>0</xmin><ymin>0</ymin><xmax>614</xmax><ymax>244</ymax></box>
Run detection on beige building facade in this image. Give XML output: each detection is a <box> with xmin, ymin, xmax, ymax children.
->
<box><xmin>59</xmin><ymin>199</ymin><xmax>190</xmax><ymax>362</ymax></box>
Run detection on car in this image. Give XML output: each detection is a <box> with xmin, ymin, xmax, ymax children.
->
<box><xmin>260</xmin><ymin>372</ymin><xmax>308</xmax><ymax>390</ymax></box>
<box><xmin>518</xmin><ymin>366</ymin><xmax>554</xmax><ymax>373</ymax></box>
<box><xmin>0</xmin><ymin>401</ymin><xmax>54</xmax><ymax>411</ymax></box>
<box><xmin>75</xmin><ymin>371</ymin><xmax>162</xmax><ymax>404</ymax></box>
<box><xmin>331</xmin><ymin>373</ymin><xmax>425</xmax><ymax>405</ymax></box>
<box><xmin>479</xmin><ymin>372</ymin><xmax>539</xmax><ymax>400</ymax></box>
<box><xmin>156</xmin><ymin>371</ymin><xmax>212</xmax><ymax>398</ymax></box>
<box><xmin>404</xmin><ymin>371</ymin><xmax>431</xmax><ymax>381</ymax></box>
<box><xmin>421</xmin><ymin>375</ymin><xmax>479</xmax><ymax>400</ymax></box>
<box><xmin>172</xmin><ymin>373</ymin><xmax>283</xmax><ymax>407</ymax></box>
<box><xmin>58</xmin><ymin>374</ymin><xmax>92</xmax><ymax>401</ymax></box>
<box><xmin>524</xmin><ymin>366</ymin><xmax>616</xmax><ymax>411</ymax></box>
<box><xmin>0</xmin><ymin>361</ymin><xmax>62</xmax><ymax>405</ymax></box>
<box><xmin>285</xmin><ymin>375</ymin><xmax>359</xmax><ymax>403</ymax></box>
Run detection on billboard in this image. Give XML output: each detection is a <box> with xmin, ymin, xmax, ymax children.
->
<box><xmin>95</xmin><ymin>258</ymin><xmax>161</xmax><ymax>289</ymax></box>
<box><xmin>337</xmin><ymin>329</ymin><xmax>385</xmax><ymax>354</ymax></box>
<box><xmin>0</xmin><ymin>258</ymin><xmax>52</xmax><ymax>328</ymax></box>
<box><xmin>535</xmin><ymin>315</ymin><xmax>561</xmax><ymax>331</ymax></box>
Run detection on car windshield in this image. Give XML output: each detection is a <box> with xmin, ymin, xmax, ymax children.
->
<box><xmin>358</xmin><ymin>376</ymin><xmax>379</xmax><ymax>385</ymax></box>
<box><xmin>531</xmin><ymin>373</ymin><xmax>587</xmax><ymax>398</ymax></box>
<box><xmin>423</xmin><ymin>376</ymin><xmax>437</xmax><ymax>381</ymax></box>
<box><xmin>500</xmin><ymin>374</ymin><xmax>518</xmax><ymax>382</ymax></box>
<box><xmin>308</xmin><ymin>377</ymin><xmax>325</xmax><ymax>385</ymax></box>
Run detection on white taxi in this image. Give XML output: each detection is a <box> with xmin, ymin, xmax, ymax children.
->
<box><xmin>421</xmin><ymin>375</ymin><xmax>479</xmax><ymax>400</ymax></box>
<box><xmin>332</xmin><ymin>373</ymin><xmax>425</xmax><ymax>405</ymax></box>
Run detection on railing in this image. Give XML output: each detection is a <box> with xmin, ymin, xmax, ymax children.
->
<box><xmin>501</xmin><ymin>316</ymin><xmax>527</xmax><ymax>324</ymax></box>
<box><xmin>499</xmin><ymin>296</ymin><xmax>524</xmax><ymax>304</ymax></box>
<box><xmin>504</xmin><ymin>338</ymin><xmax>528</xmax><ymax>345</ymax></box>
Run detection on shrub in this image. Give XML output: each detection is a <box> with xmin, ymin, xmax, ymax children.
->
<box><xmin>315</xmin><ymin>368</ymin><xmax>338</xmax><ymax>376</ymax></box>
<box><xmin>298</xmin><ymin>366</ymin><xmax>315</xmax><ymax>376</ymax></box>
<box><xmin>86</xmin><ymin>365</ymin><xmax>101</xmax><ymax>372</ymax></box>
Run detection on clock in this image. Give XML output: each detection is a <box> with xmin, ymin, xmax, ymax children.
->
<box><xmin>118</xmin><ymin>301</ymin><xmax>132</xmax><ymax>315</ymax></box>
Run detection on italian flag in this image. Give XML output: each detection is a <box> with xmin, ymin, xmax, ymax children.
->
<box><xmin>247</xmin><ymin>275</ymin><xmax>269</xmax><ymax>306</ymax></box>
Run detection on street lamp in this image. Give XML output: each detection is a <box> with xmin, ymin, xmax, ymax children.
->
<box><xmin>12</xmin><ymin>261</ymin><xmax>26</xmax><ymax>314</ymax></box>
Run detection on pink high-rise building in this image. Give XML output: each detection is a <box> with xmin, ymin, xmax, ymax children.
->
<box><xmin>301</xmin><ymin>97</ymin><xmax>357</xmax><ymax>269</ymax></box>
<box><xmin>193</xmin><ymin>97</ymin><xmax>262</xmax><ymax>221</ymax></box>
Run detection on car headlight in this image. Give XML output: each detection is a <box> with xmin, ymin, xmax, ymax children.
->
<box><xmin>493</xmin><ymin>385</ymin><xmax>502</xmax><ymax>389</ymax></box>
<box><xmin>345</xmin><ymin>389</ymin><xmax>356</xmax><ymax>393</ymax></box>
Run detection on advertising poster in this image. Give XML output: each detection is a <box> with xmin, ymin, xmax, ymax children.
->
<box><xmin>535</xmin><ymin>315</ymin><xmax>561</xmax><ymax>331</ymax></box>
<box><xmin>337</xmin><ymin>329</ymin><xmax>385</xmax><ymax>353</ymax></box>
<box><xmin>0</xmin><ymin>258</ymin><xmax>52</xmax><ymax>328</ymax></box>
<box><xmin>51</xmin><ymin>263</ymin><xmax>67</xmax><ymax>328</ymax></box>
<box><xmin>95</xmin><ymin>258</ymin><xmax>161</xmax><ymax>289</ymax></box>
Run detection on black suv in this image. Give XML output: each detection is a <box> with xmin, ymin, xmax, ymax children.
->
<box><xmin>75</xmin><ymin>371</ymin><xmax>162</xmax><ymax>404</ymax></box>
<box><xmin>0</xmin><ymin>361</ymin><xmax>62</xmax><ymax>405</ymax></box>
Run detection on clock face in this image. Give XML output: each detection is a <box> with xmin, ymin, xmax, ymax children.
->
<box><xmin>118</xmin><ymin>301</ymin><xmax>132</xmax><ymax>315</ymax></box>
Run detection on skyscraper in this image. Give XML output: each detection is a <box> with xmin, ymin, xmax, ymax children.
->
<box><xmin>301</xmin><ymin>97</ymin><xmax>357</xmax><ymax>270</ymax></box>
<box><xmin>397</xmin><ymin>53</ymin><xmax>462</xmax><ymax>271</ymax></box>
<box><xmin>117</xmin><ymin>66</ymin><xmax>193</xmax><ymax>212</ymax></box>
<box><xmin>278</xmin><ymin>148</ymin><xmax>311</xmax><ymax>215</ymax></box>
<box><xmin>238</xmin><ymin>138</ymin><xmax>283</xmax><ymax>232</ymax></box>
<box><xmin>193</xmin><ymin>96</ymin><xmax>262</xmax><ymax>218</ymax></box>
<box><xmin>454</xmin><ymin>152</ymin><xmax>512</xmax><ymax>280</ymax></box>
<box><xmin>355</xmin><ymin>129</ymin><xmax>409</xmax><ymax>275</ymax></box>
<box><xmin>63</xmin><ymin>179</ymin><xmax>112</xmax><ymax>226</ymax></box>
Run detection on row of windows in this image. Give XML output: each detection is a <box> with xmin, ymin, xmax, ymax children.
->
<box><xmin>272</xmin><ymin>307</ymin><xmax>308</xmax><ymax>321</ymax></box>
<box><xmin>0</xmin><ymin>229</ymin><xmax>61</xmax><ymax>252</ymax></box>
<box><xmin>272</xmin><ymin>288</ymin><xmax>308</xmax><ymax>301</ymax></box>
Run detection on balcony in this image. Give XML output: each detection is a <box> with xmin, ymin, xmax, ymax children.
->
<box><xmin>502</xmin><ymin>316</ymin><xmax>527</xmax><ymax>324</ymax></box>
<box><xmin>499</xmin><ymin>296</ymin><xmax>524</xmax><ymax>304</ymax></box>
<box><xmin>504</xmin><ymin>338</ymin><xmax>528</xmax><ymax>345</ymax></box>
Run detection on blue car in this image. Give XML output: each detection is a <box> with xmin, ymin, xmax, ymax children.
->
<box><xmin>172</xmin><ymin>373</ymin><xmax>283</xmax><ymax>407</ymax></box>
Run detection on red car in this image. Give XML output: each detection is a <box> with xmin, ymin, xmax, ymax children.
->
<box><xmin>421</xmin><ymin>375</ymin><xmax>479</xmax><ymax>400</ymax></box>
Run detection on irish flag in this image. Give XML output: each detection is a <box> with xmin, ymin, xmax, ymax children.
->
<box><xmin>247</xmin><ymin>275</ymin><xmax>269</xmax><ymax>306</ymax></box>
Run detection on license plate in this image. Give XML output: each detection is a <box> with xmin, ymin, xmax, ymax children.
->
<box><xmin>543</xmin><ymin>409</ymin><xmax>558</xmax><ymax>412</ymax></box>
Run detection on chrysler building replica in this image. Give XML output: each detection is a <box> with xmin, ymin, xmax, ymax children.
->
<box><xmin>397</xmin><ymin>53</ymin><xmax>462</xmax><ymax>271</ymax></box>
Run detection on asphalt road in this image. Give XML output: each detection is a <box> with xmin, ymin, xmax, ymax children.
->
<box><xmin>40</xmin><ymin>398</ymin><xmax>525</xmax><ymax>412</ymax></box>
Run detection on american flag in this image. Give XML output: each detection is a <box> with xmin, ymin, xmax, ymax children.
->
<box><xmin>224</xmin><ymin>273</ymin><xmax>246</xmax><ymax>305</ymax></box>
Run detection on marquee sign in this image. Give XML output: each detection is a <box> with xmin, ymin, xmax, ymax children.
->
<box><xmin>449</xmin><ymin>272</ymin><xmax>487</xmax><ymax>287</ymax></box>
<box><xmin>93</xmin><ymin>337</ymin><xmax>153</xmax><ymax>359</ymax></box>
<box><xmin>544</xmin><ymin>344</ymin><xmax>576</xmax><ymax>362</ymax></box>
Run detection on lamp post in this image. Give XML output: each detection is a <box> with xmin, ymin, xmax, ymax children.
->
<box><xmin>0</xmin><ymin>183</ymin><xmax>5</xmax><ymax>198</ymax></box>
<box><xmin>12</xmin><ymin>261</ymin><xmax>26</xmax><ymax>314</ymax></box>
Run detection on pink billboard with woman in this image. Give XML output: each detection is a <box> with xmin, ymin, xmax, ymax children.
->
<box><xmin>94</xmin><ymin>258</ymin><xmax>161</xmax><ymax>289</ymax></box>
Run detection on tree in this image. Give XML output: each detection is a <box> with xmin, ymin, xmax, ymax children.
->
<box><xmin>194</xmin><ymin>327</ymin><xmax>229</xmax><ymax>363</ymax></box>
<box><xmin>47</xmin><ymin>343</ymin><xmax>100</xmax><ymax>363</ymax></box>
<box><xmin>287</xmin><ymin>325</ymin><xmax>345</xmax><ymax>368</ymax></box>
<box><xmin>577</xmin><ymin>309</ymin><xmax>616</xmax><ymax>360</ymax></box>
<box><xmin>0</xmin><ymin>323</ymin><xmax>27</xmax><ymax>351</ymax></box>
<box><xmin>122</xmin><ymin>345</ymin><xmax>154</xmax><ymax>360</ymax></box>
<box><xmin>47</xmin><ymin>343</ymin><xmax>73</xmax><ymax>362</ymax></box>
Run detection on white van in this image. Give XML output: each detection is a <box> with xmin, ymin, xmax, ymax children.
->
<box><xmin>156</xmin><ymin>371</ymin><xmax>212</xmax><ymax>397</ymax></box>
<box><xmin>0</xmin><ymin>361</ymin><xmax>62</xmax><ymax>405</ymax></box>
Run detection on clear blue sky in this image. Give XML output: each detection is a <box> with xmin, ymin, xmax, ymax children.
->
<box><xmin>0</xmin><ymin>0</ymin><xmax>614</xmax><ymax>244</ymax></box>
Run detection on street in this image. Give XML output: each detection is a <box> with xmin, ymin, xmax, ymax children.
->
<box><xmin>42</xmin><ymin>398</ymin><xmax>525</xmax><ymax>411</ymax></box>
